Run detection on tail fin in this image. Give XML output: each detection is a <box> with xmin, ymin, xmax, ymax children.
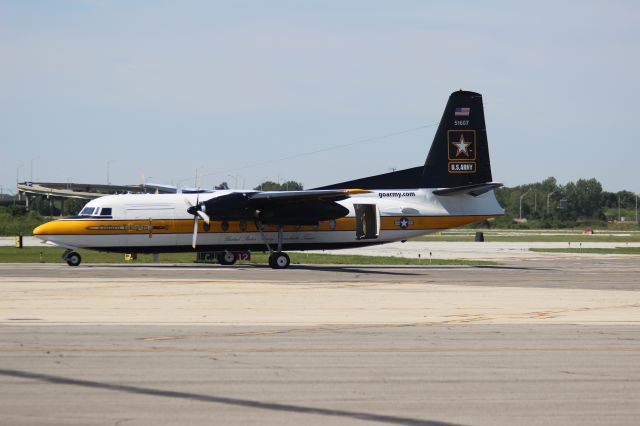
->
<box><xmin>423</xmin><ymin>90</ymin><xmax>493</xmax><ymax>188</ymax></box>
<box><xmin>315</xmin><ymin>90</ymin><xmax>494</xmax><ymax>190</ymax></box>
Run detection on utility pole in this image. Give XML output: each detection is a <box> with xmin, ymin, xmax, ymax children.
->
<box><xmin>519</xmin><ymin>190</ymin><xmax>530</xmax><ymax>220</ymax></box>
<box><xmin>618</xmin><ymin>195</ymin><xmax>621</xmax><ymax>222</ymax></box>
<box><xmin>228</xmin><ymin>174</ymin><xmax>245</xmax><ymax>189</ymax></box>
<box><xmin>107</xmin><ymin>160</ymin><xmax>115</xmax><ymax>184</ymax></box>
<box><xmin>547</xmin><ymin>190</ymin><xmax>557</xmax><ymax>215</ymax></box>
<box><xmin>636</xmin><ymin>194</ymin><xmax>638</xmax><ymax>223</ymax></box>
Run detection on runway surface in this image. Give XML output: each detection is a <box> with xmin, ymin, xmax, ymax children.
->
<box><xmin>4</xmin><ymin>236</ymin><xmax>640</xmax><ymax>260</ymax></box>
<box><xmin>1</xmin><ymin>258</ymin><xmax>639</xmax><ymax>425</ymax></box>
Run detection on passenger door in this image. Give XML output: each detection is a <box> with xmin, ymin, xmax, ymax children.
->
<box><xmin>354</xmin><ymin>204</ymin><xmax>380</xmax><ymax>240</ymax></box>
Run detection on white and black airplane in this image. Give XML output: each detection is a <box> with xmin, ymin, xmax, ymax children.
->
<box><xmin>34</xmin><ymin>90</ymin><xmax>504</xmax><ymax>268</ymax></box>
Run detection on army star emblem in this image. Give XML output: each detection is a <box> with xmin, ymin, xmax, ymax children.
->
<box><xmin>452</xmin><ymin>134</ymin><xmax>471</xmax><ymax>157</ymax></box>
<box><xmin>394</xmin><ymin>217</ymin><xmax>413</xmax><ymax>229</ymax></box>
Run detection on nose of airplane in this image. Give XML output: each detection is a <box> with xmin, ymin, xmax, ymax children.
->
<box><xmin>33</xmin><ymin>224</ymin><xmax>46</xmax><ymax>236</ymax></box>
<box><xmin>33</xmin><ymin>219</ymin><xmax>85</xmax><ymax>239</ymax></box>
<box><xmin>33</xmin><ymin>221</ymin><xmax>57</xmax><ymax>238</ymax></box>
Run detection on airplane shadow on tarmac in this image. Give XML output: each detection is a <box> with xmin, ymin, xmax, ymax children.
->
<box><xmin>0</xmin><ymin>369</ymin><xmax>462</xmax><ymax>426</ymax></box>
<box><xmin>85</xmin><ymin>262</ymin><xmax>546</xmax><ymax>275</ymax></box>
<box><xmin>85</xmin><ymin>263</ymin><xmax>425</xmax><ymax>277</ymax></box>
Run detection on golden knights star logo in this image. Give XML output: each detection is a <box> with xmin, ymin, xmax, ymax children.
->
<box><xmin>448</xmin><ymin>130</ymin><xmax>476</xmax><ymax>160</ymax></box>
<box><xmin>447</xmin><ymin>130</ymin><xmax>477</xmax><ymax>174</ymax></box>
<box><xmin>452</xmin><ymin>134</ymin><xmax>471</xmax><ymax>157</ymax></box>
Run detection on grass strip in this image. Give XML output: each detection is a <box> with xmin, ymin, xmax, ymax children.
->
<box><xmin>412</xmin><ymin>234</ymin><xmax>640</xmax><ymax>243</ymax></box>
<box><xmin>530</xmin><ymin>247</ymin><xmax>640</xmax><ymax>255</ymax></box>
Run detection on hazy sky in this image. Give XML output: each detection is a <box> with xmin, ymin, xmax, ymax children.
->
<box><xmin>1</xmin><ymin>1</ymin><xmax>639</xmax><ymax>193</ymax></box>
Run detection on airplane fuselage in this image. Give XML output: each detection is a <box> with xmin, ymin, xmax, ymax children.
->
<box><xmin>33</xmin><ymin>188</ymin><xmax>503</xmax><ymax>253</ymax></box>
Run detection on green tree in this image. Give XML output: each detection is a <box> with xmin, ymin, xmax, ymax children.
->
<box><xmin>254</xmin><ymin>180</ymin><xmax>304</xmax><ymax>191</ymax></box>
<box><xmin>559</xmin><ymin>178</ymin><xmax>603</xmax><ymax>220</ymax></box>
<box><xmin>281</xmin><ymin>180</ymin><xmax>303</xmax><ymax>191</ymax></box>
<box><xmin>602</xmin><ymin>190</ymin><xmax>636</xmax><ymax>209</ymax></box>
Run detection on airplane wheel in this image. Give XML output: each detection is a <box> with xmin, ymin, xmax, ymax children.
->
<box><xmin>217</xmin><ymin>251</ymin><xmax>236</xmax><ymax>265</ymax></box>
<box><xmin>269</xmin><ymin>252</ymin><xmax>290</xmax><ymax>269</ymax></box>
<box><xmin>66</xmin><ymin>252</ymin><xmax>81</xmax><ymax>267</ymax></box>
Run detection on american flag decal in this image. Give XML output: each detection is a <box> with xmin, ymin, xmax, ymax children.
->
<box><xmin>454</xmin><ymin>107</ymin><xmax>470</xmax><ymax>117</ymax></box>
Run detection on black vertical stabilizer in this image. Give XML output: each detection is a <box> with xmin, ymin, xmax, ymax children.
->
<box><xmin>422</xmin><ymin>90</ymin><xmax>492</xmax><ymax>188</ymax></box>
<box><xmin>315</xmin><ymin>90</ymin><xmax>493</xmax><ymax>190</ymax></box>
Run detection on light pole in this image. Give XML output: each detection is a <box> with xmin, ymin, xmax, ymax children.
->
<box><xmin>228</xmin><ymin>174</ymin><xmax>245</xmax><ymax>189</ymax></box>
<box><xmin>618</xmin><ymin>195</ymin><xmax>621</xmax><ymax>222</ymax></box>
<box><xmin>519</xmin><ymin>190</ymin><xmax>530</xmax><ymax>220</ymax></box>
<box><xmin>636</xmin><ymin>194</ymin><xmax>638</xmax><ymax>223</ymax></box>
<box><xmin>107</xmin><ymin>160</ymin><xmax>115</xmax><ymax>185</ymax></box>
<box><xmin>142</xmin><ymin>175</ymin><xmax>152</xmax><ymax>191</ymax></box>
<box><xmin>547</xmin><ymin>190</ymin><xmax>557</xmax><ymax>215</ymax></box>
<box><xmin>30</xmin><ymin>157</ymin><xmax>37</xmax><ymax>182</ymax></box>
<box><xmin>16</xmin><ymin>164</ymin><xmax>24</xmax><ymax>183</ymax></box>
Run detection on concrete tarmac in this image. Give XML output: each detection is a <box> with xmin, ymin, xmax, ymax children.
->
<box><xmin>1</xmin><ymin>259</ymin><xmax>639</xmax><ymax>425</ymax></box>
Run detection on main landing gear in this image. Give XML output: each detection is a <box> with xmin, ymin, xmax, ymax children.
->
<box><xmin>257</xmin><ymin>222</ymin><xmax>291</xmax><ymax>269</ymax></box>
<box><xmin>268</xmin><ymin>252</ymin><xmax>290</xmax><ymax>269</ymax></box>
<box><xmin>216</xmin><ymin>251</ymin><xmax>237</xmax><ymax>266</ymax></box>
<box><xmin>62</xmin><ymin>249</ymin><xmax>82</xmax><ymax>267</ymax></box>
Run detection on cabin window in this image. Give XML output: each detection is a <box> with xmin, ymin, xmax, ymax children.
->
<box><xmin>80</xmin><ymin>207</ymin><xmax>95</xmax><ymax>215</ymax></box>
<box><xmin>100</xmin><ymin>208</ymin><xmax>112</xmax><ymax>216</ymax></box>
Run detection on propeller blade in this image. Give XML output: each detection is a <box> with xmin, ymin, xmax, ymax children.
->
<box><xmin>197</xmin><ymin>210</ymin><xmax>210</xmax><ymax>225</ymax></box>
<box><xmin>192</xmin><ymin>217</ymin><xmax>198</xmax><ymax>249</ymax></box>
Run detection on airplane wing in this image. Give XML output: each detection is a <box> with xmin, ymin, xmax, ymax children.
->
<box><xmin>192</xmin><ymin>188</ymin><xmax>370</xmax><ymax>225</ymax></box>
<box><xmin>249</xmin><ymin>189</ymin><xmax>370</xmax><ymax>203</ymax></box>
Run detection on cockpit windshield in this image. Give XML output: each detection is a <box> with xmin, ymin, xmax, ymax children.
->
<box><xmin>80</xmin><ymin>207</ymin><xmax>95</xmax><ymax>215</ymax></box>
<box><xmin>78</xmin><ymin>205</ymin><xmax>112</xmax><ymax>217</ymax></box>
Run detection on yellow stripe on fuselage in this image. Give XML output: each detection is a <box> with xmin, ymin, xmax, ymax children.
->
<box><xmin>33</xmin><ymin>215</ymin><xmax>495</xmax><ymax>236</ymax></box>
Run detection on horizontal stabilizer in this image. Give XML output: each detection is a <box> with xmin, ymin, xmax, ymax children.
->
<box><xmin>432</xmin><ymin>182</ymin><xmax>503</xmax><ymax>197</ymax></box>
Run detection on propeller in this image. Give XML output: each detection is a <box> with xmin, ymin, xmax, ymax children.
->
<box><xmin>185</xmin><ymin>194</ymin><xmax>210</xmax><ymax>249</ymax></box>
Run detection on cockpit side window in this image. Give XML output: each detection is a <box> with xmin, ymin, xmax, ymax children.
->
<box><xmin>80</xmin><ymin>207</ymin><xmax>95</xmax><ymax>215</ymax></box>
<box><xmin>100</xmin><ymin>208</ymin><xmax>112</xmax><ymax>216</ymax></box>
